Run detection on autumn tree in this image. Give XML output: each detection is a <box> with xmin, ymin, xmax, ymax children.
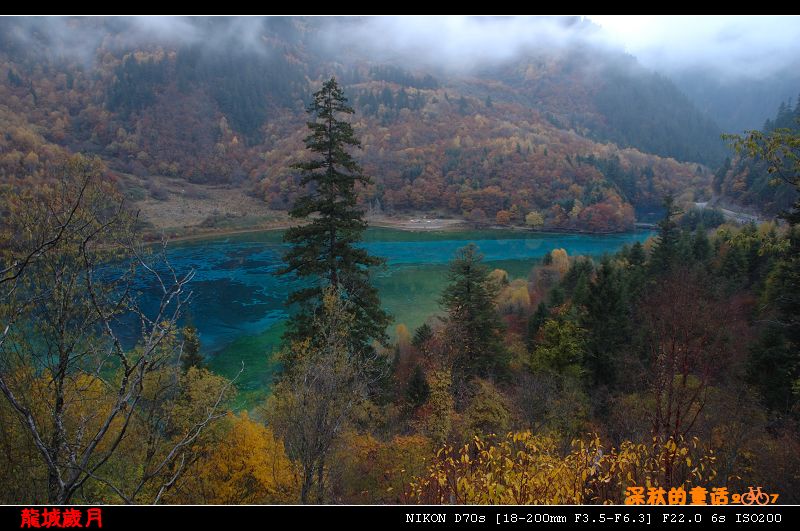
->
<box><xmin>495</xmin><ymin>209</ymin><xmax>511</xmax><ymax>225</ymax></box>
<box><xmin>77</xmin><ymin>361</ymin><xmax>237</xmax><ymax>504</ymax></box>
<box><xmin>279</xmin><ymin>77</ymin><xmax>390</xmax><ymax>357</ymax></box>
<box><xmin>408</xmin><ymin>431</ymin><xmax>717</xmax><ymax>504</ymax></box>
<box><xmin>641</xmin><ymin>269</ymin><xmax>735</xmax><ymax>441</ymax></box>
<box><xmin>416</xmin><ymin>369</ymin><xmax>455</xmax><ymax>445</ymax></box>
<box><xmin>0</xmin><ymin>156</ymin><xmax>233</xmax><ymax>504</ymax></box>
<box><xmin>267</xmin><ymin>287</ymin><xmax>377</xmax><ymax>504</ymax></box>
<box><xmin>167</xmin><ymin>412</ymin><xmax>298</xmax><ymax>504</ymax></box>
<box><xmin>525</xmin><ymin>210</ymin><xmax>545</xmax><ymax>229</ymax></box>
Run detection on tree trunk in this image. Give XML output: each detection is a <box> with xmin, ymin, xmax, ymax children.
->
<box><xmin>300</xmin><ymin>463</ymin><xmax>314</xmax><ymax>504</ymax></box>
<box><xmin>316</xmin><ymin>458</ymin><xmax>325</xmax><ymax>504</ymax></box>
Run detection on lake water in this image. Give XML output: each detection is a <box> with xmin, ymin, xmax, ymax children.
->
<box><xmin>132</xmin><ymin>227</ymin><xmax>653</xmax><ymax>407</ymax></box>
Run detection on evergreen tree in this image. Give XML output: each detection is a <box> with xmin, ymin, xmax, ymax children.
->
<box><xmin>411</xmin><ymin>322</ymin><xmax>433</xmax><ymax>350</ymax></box>
<box><xmin>181</xmin><ymin>325</ymin><xmax>204</xmax><ymax>371</ymax></box>
<box><xmin>582</xmin><ymin>260</ymin><xmax>630</xmax><ymax>388</ymax></box>
<box><xmin>440</xmin><ymin>244</ymin><xmax>509</xmax><ymax>382</ymax></box>
<box><xmin>406</xmin><ymin>364</ymin><xmax>430</xmax><ymax>410</ymax></box>
<box><xmin>629</xmin><ymin>241</ymin><xmax>646</xmax><ymax>267</ymax></box>
<box><xmin>531</xmin><ymin>318</ymin><xmax>586</xmax><ymax>382</ymax></box>
<box><xmin>279</xmin><ymin>77</ymin><xmax>390</xmax><ymax>356</ymax></box>
<box><xmin>650</xmin><ymin>194</ymin><xmax>682</xmax><ymax>274</ymax></box>
<box><xmin>692</xmin><ymin>229</ymin><xmax>712</xmax><ymax>263</ymax></box>
<box><xmin>676</xmin><ymin>230</ymin><xmax>695</xmax><ymax>264</ymax></box>
<box><xmin>526</xmin><ymin>302</ymin><xmax>549</xmax><ymax>351</ymax></box>
<box><xmin>562</xmin><ymin>258</ymin><xmax>594</xmax><ymax>305</ymax></box>
<box><xmin>720</xmin><ymin>242</ymin><xmax>748</xmax><ymax>288</ymax></box>
<box><xmin>549</xmin><ymin>285</ymin><xmax>565</xmax><ymax>307</ymax></box>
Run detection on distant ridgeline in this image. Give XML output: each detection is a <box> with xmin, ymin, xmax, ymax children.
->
<box><xmin>714</xmin><ymin>96</ymin><xmax>800</xmax><ymax>217</ymax></box>
<box><xmin>0</xmin><ymin>17</ymin><xmax>725</xmax><ymax>232</ymax></box>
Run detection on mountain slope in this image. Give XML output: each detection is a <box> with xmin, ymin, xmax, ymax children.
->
<box><xmin>713</xmin><ymin>98</ymin><xmax>800</xmax><ymax>216</ymax></box>
<box><xmin>0</xmin><ymin>17</ymin><xmax>723</xmax><ymax>232</ymax></box>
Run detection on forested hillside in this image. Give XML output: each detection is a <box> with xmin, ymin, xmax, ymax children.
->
<box><xmin>0</xmin><ymin>17</ymin><xmax>723</xmax><ymax>232</ymax></box>
<box><xmin>714</xmin><ymin>98</ymin><xmax>800</xmax><ymax>216</ymax></box>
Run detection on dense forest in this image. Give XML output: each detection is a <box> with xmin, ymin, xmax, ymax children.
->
<box><xmin>0</xmin><ymin>17</ymin><xmax>724</xmax><ymax>233</ymax></box>
<box><xmin>1</xmin><ymin>17</ymin><xmax>799</xmax><ymax>507</ymax></box>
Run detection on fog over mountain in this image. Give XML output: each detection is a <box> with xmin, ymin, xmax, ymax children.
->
<box><xmin>1</xmin><ymin>16</ymin><xmax>798</xmax><ymax>229</ymax></box>
<box><xmin>588</xmin><ymin>15</ymin><xmax>800</xmax><ymax>132</ymax></box>
<box><xmin>7</xmin><ymin>15</ymin><xmax>797</xmax><ymax>132</ymax></box>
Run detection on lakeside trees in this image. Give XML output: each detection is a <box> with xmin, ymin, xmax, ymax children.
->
<box><xmin>0</xmin><ymin>155</ymin><xmax>234</xmax><ymax>503</ymax></box>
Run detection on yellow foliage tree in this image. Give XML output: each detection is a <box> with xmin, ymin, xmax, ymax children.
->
<box><xmin>550</xmin><ymin>248</ymin><xmax>570</xmax><ymax>275</ymax></box>
<box><xmin>408</xmin><ymin>431</ymin><xmax>717</xmax><ymax>504</ymax></box>
<box><xmin>416</xmin><ymin>369</ymin><xmax>455</xmax><ymax>445</ymax></box>
<box><xmin>396</xmin><ymin>323</ymin><xmax>411</xmax><ymax>355</ymax></box>
<box><xmin>167</xmin><ymin>412</ymin><xmax>298</xmax><ymax>504</ymax></box>
<box><xmin>330</xmin><ymin>432</ymin><xmax>433</xmax><ymax>504</ymax></box>
<box><xmin>525</xmin><ymin>210</ymin><xmax>544</xmax><ymax>229</ymax></box>
<box><xmin>498</xmin><ymin>279</ymin><xmax>531</xmax><ymax>314</ymax></box>
<box><xmin>488</xmin><ymin>268</ymin><xmax>509</xmax><ymax>288</ymax></box>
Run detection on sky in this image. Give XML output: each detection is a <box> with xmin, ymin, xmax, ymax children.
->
<box><xmin>7</xmin><ymin>16</ymin><xmax>800</xmax><ymax>82</ymax></box>
<box><xmin>318</xmin><ymin>16</ymin><xmax>800</xmax><ymax>81</ymax></box>
<box><xmin>586</xmin><ymin>15</ymin><xmax>800</xmax><ymax>79</ymax></box>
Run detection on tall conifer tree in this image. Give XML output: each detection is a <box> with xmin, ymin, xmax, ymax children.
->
<box><xmin>650</xmin><ymin>194</ymin><xmax>682</xmax><ymax>275</ymax></box>
<box><xmin>279</xmin><ymin>77</ymin><xmax>390</xmax><ymax>355</ymax></box>
<box><xmin>440</xmin><ymin>244</ymin><xmax>509</xmax><ymax>384</ymax></box>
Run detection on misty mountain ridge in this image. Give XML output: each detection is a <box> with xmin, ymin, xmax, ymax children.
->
<box><xmin>1</xmin><ymin>17</ymin><xmax>734</xmax><ymax>232</ymax></box>
<box><xmin>673</xmin><ymin>64</ymin><xmax>800</xmax><ymax>134</ymax></box>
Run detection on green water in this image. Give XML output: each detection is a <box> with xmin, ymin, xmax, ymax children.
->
<box><xmin>133</xmin><ymin>227</ymin><xmax>652</xmax><ymax>408</ymax></box>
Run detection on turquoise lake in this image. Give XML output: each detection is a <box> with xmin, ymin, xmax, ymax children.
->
<box><xmin>131</xmin><ymin>227</ymin><xmax>653</xmax><ymax>408</ymax></box>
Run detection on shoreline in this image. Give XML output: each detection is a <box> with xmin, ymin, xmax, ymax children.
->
<box><xmin>144</xmin><ymin>216</ymin><xmax>653</xmax><ymax>245</ymax></box>
<box><xmin>146</xmin><ymin>216</ymin><xmax>474</xmax><ymax>244</ymax></box>
<box><xmin>145</xmin><ymin>222</ymin><xmax>292</xmax><ymax>244</ymax></box>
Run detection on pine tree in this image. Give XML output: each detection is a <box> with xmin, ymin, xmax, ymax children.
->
<box><xmin>692</xmin><ymin>229</ymin><xmax>712</xmax><ymax>263</ymax></box>
<box><xmin>629</xmin><ymin>241</ymin><xmax>646</xmax><ymax>267</ymax></box>
<box><xmin>582</xmin><ymin>260</ymin><xmax>630</xmax><ymax>388</ymax></box>
<box><xmin>406</xmin><ymin>364</ymin><xmax>430</xmax><ymax>410</ymax></box>
<box><xmin>526</xmin><ymin>302</ymin><xmax>549</xmax><ymax>351</ymax></box>
<box><xmin>650</xmin><ymin>194</ymin><xmax>682</xmax><ymax>274</ymax></box>
<box><xmin>279</xmin><ymin>77</ymin><xmax>390</xmax><ymax>355</ymax></box>
<box><xmin>440</xmin><ymin>244</ymin><xmax>509</xmax><ymax>383</ymax></box>
<box><xmin>411</xmin><ymin>322</ymin><xmax>433</xmax><ymax>350</ymax></box>
<box><xmin>728</xmin><ymin>126</ymin><xmax>800</xmax><ymax>413</ymax></box>
<box><xmin>181</xmin><ymin>325</ymin><xmax>204</xmax><ymax>371</ymax></box>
